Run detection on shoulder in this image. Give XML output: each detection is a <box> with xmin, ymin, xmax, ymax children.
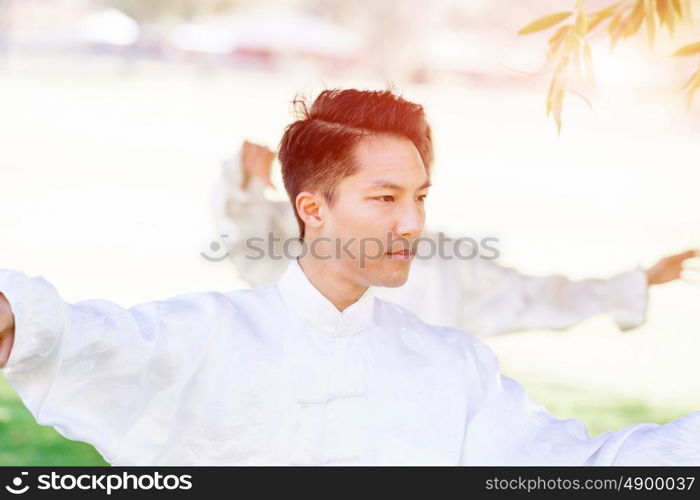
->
<box><xmin>374</xmin><ymin>297</ymin><xmax>497</xmax><ymax>363</ymax></box>
<box><xmin>373</xmin><ymin>298</ymin><xmax>502</xmax><ymax>394</ymax></box>
<box><xmin>140</xmin><ymin>284</ymin><xmax>278</xmax><ymax>323</ymax></box>
<box><xmin>127</xmin><ymin>285</ymin><xmax>282</xmax><ymax>348</ymax></box>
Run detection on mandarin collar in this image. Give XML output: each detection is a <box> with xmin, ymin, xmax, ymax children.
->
<box><xmin>276</xmin><ymin>258</ymin><xmax>376</xmax><ymax>336</ymax></box>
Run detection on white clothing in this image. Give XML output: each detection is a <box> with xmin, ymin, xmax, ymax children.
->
<box><xmin>0</xmin><ymin>260</ymin><xmax>697</xmax><ymax>465</ymax></box>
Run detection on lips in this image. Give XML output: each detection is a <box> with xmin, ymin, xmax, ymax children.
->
<box><xmin>387</xmin><ymin>249</ymin><xmax>412</xmax><ymax>259</ymax></box>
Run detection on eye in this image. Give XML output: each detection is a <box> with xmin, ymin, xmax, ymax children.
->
<box><xmin>417</xmin><ymin>194</ymin><xmax>428</xmax><ymax>202</ymax></box>
<box><xmin>374</xmin><ymin>195</ymin><xmax>395</xmax><ymax>203</ymax></box>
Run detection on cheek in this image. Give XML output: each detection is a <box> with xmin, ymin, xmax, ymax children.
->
<box><xmin>327</xmin><ymin>203</ymin><xmax>393</xmax><ymax>261</ymax></box>
<box><xmin>331</xmin><ymin>200</ymin><xmax>382</xmax><ymax>232</ymax></box>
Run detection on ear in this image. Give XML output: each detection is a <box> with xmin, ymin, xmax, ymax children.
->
<box><xmin>295</xmin><ymin>191</ymin><xmax>324</xmax><ymax>232</ymax></box>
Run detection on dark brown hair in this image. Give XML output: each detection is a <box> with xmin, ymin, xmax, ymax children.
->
<box><xmin>278</xmin><ymin>88</ymin><xmax>433</xmax><ymax>239</ymax></box>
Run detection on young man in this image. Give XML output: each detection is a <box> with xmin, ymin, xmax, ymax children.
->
<box><xmin>213</xmin><ymin>141</ymin><xmax>697</xmax><ymax>338</ymax></box>
<box><xmin>0</xmin><ymin>89</ymin><xmax>698</xmax><ymax>465</ymax></box>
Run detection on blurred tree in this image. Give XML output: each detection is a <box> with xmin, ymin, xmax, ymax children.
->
<box><xmin>0</xmin><ymin>1</ymin><xmax>10</xmax><ymax>56</ymax></box>
<box><xmin>519</xmin><ymin>0</ymin><xmax>700</xmax><ymax>132</ymax></box>
<box><xmin>100</xmin><ymin>0</ymin><xmax>249</xmax><ymax>21</ymax></box>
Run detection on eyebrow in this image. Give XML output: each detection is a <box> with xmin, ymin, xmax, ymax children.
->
<box><xmin>366</xmin><ymin>179</ymin><xmax>432</xmax><ymax>191</ymax></box>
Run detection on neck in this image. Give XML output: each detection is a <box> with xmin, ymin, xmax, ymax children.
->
<box><xmin>297</xmin><ymin>255</ymin><xmax>368</xmax><ymax>312</ymax></box>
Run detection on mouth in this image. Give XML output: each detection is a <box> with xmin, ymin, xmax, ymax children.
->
<box><xmin>386</xmin><ymin>249</ymin><xmax>412</xmax><ymax>260</ymax></box>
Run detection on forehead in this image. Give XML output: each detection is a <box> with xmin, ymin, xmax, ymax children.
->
<box><xmin>347</xmin><ymin>135</ymin><xmax>428</xmax><ymax>188</ymax></box>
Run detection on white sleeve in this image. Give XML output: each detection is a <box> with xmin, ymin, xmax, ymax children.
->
<box><xmin>0</xmin><ymin>269</ymin><xmax>233</xmax><ymax>464</ymax></box>
<box><xmin>465</xmin><ymin>259</ymin><xmax>649</xmax><ymax>337</ymax></box>
<box><xmin>460</xmin><ymin>340</ymin><xmax>700</xmax><ymax>465</ymax></box>
<box><xmin>211</xmin><ymin>149</ymin><xmax>297</xmax><ymax>287</ymax></box>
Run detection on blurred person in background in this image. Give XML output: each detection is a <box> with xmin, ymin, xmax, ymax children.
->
<box><xmin>213</xmin><ymin>140</ymin><xmax>697</xmax><ymax>339</ymax></box>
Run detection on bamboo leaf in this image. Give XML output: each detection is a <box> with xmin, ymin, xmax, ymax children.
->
<box><xmin>672</xmin><ymin>41</ymin><xmax>700</xmax><ymax>57</ymax></box>
<box><xmin>671</xmin><ymin>0</ymin><xmax>683</xmax><ymax>16</ymax></box>
<box><xmin>575</xmin><ymin>10</ymin><xmax>588</xmax><ymax>36</ymax></box>
<box><xmin>585</xmin><ymin>0</ymin><xmax>625</xmax><ymax>34</ymax></box>
<box><xmin>546</xmin><ymin>72</ymin><xmax>561</xmax><ymax>114</ymax></box>
<box><xmin>608</xmin><ymin>13</ymin><xmax>623</xmax><ymax>49</ymax></box>
<box><xmin>583</xmin><ymin>43</ymin><xmax>595</xmax><ymax>85</ymax></box>
<box><xmin>546</xmin><ymin>81</ymin><xmax>556</xmax><ymax>115</ymax></box>
<box><xmin>685</xmin><ymin>65</ymin><xmax>700</xmax><ymax>107</ymax></box>
<box><xmin>547</xmin><ymin>61</ymin><xmax>568</xmax><ymax>114</ymax></box>
<box><xmin>681</xmin><ymin>69</ymin><xmax>698</xmax><ymax>90</ymax></box>
<box><xmin>657</xmin><ymin>0</ymin><xmax>675</xmax><ymax>34</ymax></box>
<box><xmin>644</xmin><ymin>0</ymin><xmax>656</xmax><ymax>47</ymax></box>
<box><xmin>546</xmin><ymin>25</ymin><xmax>571</xmax><ymax>61</ymax></box>
<box><xmin>518</xmin><ymin>12</ymin><xmax>573</xmax><ymax>35</ymax></box>
<box><xmin>657</xmin><ymin>0</ymin><xmax>670</xmax><ymax>26</ymax></box>
<box><xmin>587</xmin><ymin>9</ymin><xmax>616</xmax><ymax>33</ymax></box>
<box><xmin>552</xmin><ymin>88</ymin><xmax>564</xmax><ymax>134</ymax></box>
<box><xmin>546</xmin><ymin>59</ymin><xmax>568</xmax><ymax>133</ymax></box>
<box><xmin>667</xmin><ymin>7</ymin><xmax>676</xmax><ymax>35</ymax></box>
<box><xmin>565</xmin><ymin>34</ymin><xmax>580</xmax><ymax>55</ymax></box>
<box><xmin>623</xmin><ymin>1</ymin><xmax>645</xmax><ymax>37</ymax></box>
<box><xmin>548</xmin><ymin>25</ymin><xmax>570</xmax><ymax>46</ymax></box>
<box><xmin>687</xmin><ymin>84</ymin><xmax>699</xmax><ymax>107</ymax></box>
<box><xmin>592</xmin><ymin>1</ymin><xmax>625</xmax><ymax>18</ymax></box>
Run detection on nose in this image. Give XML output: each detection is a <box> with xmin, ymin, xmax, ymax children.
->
<box><xmin>395</xmin><ymin>199</ymin><xmax>424</xmax><ymax>239</ymax></box>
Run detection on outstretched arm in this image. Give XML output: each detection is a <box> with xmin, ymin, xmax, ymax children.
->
<box><xmin>460</xmin><ymin>338</ymin><xmax>700</xmax><ymax>465</ymax></box>
<box><xmin>462</xmin><ymin>250</ymin><xmax>696</xmax><ymax>338</ymax></box>
<box><xmin>0</xmin><ymin>269</ymin><xmax>235</xmax><ymax>464</ymax></box>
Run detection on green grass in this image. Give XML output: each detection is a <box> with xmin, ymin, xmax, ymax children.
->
<box><xmin>0</xmin><ymin>374</ymin><xmax>691</xmax><ymax>465</ymax></box>
<box><xmin>521</xmin><ymin>381</ymin><xmax>692</xmax><ymax>437</ymax></box>
<box><xmin>0</xmin><ymin>375</ymin><xmax>107</xmax><ymax>466</ymax></box>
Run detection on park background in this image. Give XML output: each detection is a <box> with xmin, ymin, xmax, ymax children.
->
<box><xmin>0</xmin><ymin>0</ymin><xmax>699</xmax><ymax>464</ymax></box>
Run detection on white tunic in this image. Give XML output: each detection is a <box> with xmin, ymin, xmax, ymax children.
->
<box><xmin>0</xmin><ymin>260</ymin><xmax>698</xmax><ymax>465</ymax></box>
<box><xmin>212</xmin><ymin>154</ymin><xmax>648</xmax><ymax>338</ymax></box>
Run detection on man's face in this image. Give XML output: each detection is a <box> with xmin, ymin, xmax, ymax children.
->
<box><xmin>315</xmin><ymin>134</ymin><xmax>430</xmax><ymax>288</ymax></box>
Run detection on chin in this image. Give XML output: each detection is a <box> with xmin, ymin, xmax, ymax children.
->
<box><xmin>374</xmin><ymin>268</ymin><xmax>410</xmax><ymax>288</ymax></box>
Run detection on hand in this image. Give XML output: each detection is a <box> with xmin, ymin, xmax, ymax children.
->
<box><xmin>646</xmin><ymin>249</ymin><xmax>698</xmax><ymax>286</ymax></box>
<box><xmin>0</xmin><ymin>293</ymin><xmax>15</xmax><ymax>368</ymax></box>
<box><xmin>240</xmin><ymin>140</ymin><xmax>275</xmax><ymax>190</ymax></box>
